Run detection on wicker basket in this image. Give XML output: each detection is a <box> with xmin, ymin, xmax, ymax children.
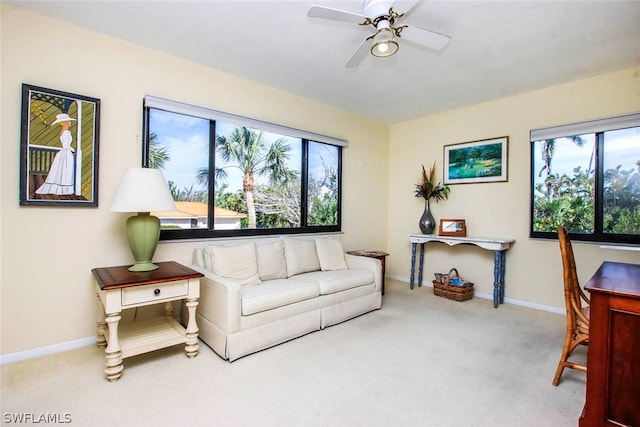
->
<box><xmin>433</xmin><ymin>268</ymin><xmax>474</xmax><ymax>302</ymax></box>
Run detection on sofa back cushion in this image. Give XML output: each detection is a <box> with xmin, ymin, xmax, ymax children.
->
<box><xmin>315</xmin><ymin>239</ymin><xmax>347</xmax><ymax>271</ymax></box>
<box><xmin>205</xmin><ymin>243</ymin><xmax>261</xmax><ymax>286</ymax></box>
<box><xmin>255</xmin><ymin>240</ymin><xmax>288</xmax><ymax>280</ymax></box>
<box><xmin>283</xmin><ymin>238</ymin><xmax>320</xmax><ymax>277</ymax></box>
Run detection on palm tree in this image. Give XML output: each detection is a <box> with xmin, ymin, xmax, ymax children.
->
<box><xmin>538</xmin><ymin>136</ymin><xmax>585</xmax><ymax>201</ymax></box>
<box><xmin>148</xmin><ymin>132</ymin><xmax>170</xmax><ymax>170</ymax></box>
<box><xmin>214</xmin><ymin>127</ymin><xmax>293</xmax><ymax>229</ymax></box>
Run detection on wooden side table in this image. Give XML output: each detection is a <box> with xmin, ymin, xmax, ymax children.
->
<box><xmin>346</xmin><ymin>250</ymin><xmax>389</xmax><ymax>295</ymax></box>
<box><xmin>91</xmin><ymin>261</ymin><xmax>203</xmax><ymax>382</ymax></box>
<box><xmin>408</xmin><ymin>234</ymin><xmax>515</xmax><ymax>308</ymax></box>
<box><xmin>580</xmin><ymin>262</ymin><xmax>640</xmax><ymax>427</ymax></box>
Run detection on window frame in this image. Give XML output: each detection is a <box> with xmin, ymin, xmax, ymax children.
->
<box><xmin>142</xmin><ymin>96</ymin><xmax>344</xmax><ymax>241</ymax></box>
<box><xmin>529</xmin><ymin>112</ymin><xmax>640</xmax><ymax>245</ymax></box>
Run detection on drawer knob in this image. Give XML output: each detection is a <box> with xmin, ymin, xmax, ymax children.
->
<box><xmin>154</xmin><ymin>288</ymin><xmax>161</xmax><ymax>296</ymax></box>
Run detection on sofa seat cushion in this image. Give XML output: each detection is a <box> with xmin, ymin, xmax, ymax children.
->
<box><xmin>241</xmin><ymin>279</ymin><xmax>320</xmax><ymax>316</ymax></box>
<box><xmin>294</xmin><ymin>269</ymin><xmax>374</xmax><ymax>295</ymax></box>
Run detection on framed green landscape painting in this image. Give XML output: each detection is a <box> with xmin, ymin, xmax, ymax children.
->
<box><xmin>443</xmin><ymin>136</ymin><xmax>508</xmax><ymax>184</ymax></box>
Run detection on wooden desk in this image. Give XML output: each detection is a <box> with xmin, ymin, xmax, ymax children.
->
<box><xmin>408</xmin><ymin>234</ymin><xmax>515</xmax><ymax>308</ymax></box>
<box><xmin>580</xmin><ymin>261</ymin><xmax>640</xmax><ymax>427</ymax></box>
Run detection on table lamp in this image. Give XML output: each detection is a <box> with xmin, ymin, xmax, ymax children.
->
<box><xmin>110</xmin><ymin>168</ymin><xmax>177</xmax><ymax>272</ymax></box>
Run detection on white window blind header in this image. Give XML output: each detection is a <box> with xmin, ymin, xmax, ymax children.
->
<box><xmin>530</xmin><ymin>112</ymin><xmax>640</xmax><ymax>141</ymax></box>
<box><xmin>144</xmin><ymin>95</ymin><xmax>348</xmax><ymax>147</ymax></box>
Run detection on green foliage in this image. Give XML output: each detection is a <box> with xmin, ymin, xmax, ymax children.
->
<box><xmin>307</xmin><ymin>160</ymin><xmax>338</xmax><ymax>226</ymax></box>
<box><xmin>603</xmin><ymin>162</ymin><xmax>640</xmax><ymax>234</ymax></box>
<box><xmin>533</xmin><ymin>165</ymin><xmax>595</xmax><ymax>233</ymax></box>
<box><xmin>533</xmin><ymin>162</ymin><xmax>640</xmax><ymax>235</ymax></box>
<box><xmin>533</xmin><ymin>193</ymin><xmax>594</xmax><ymax>233</ymax></box>
<box><xmin>604</xmin><ymin>205</ymin><xmax>640</xmax><ymax>234</ymax></box>
<box><xmin>308</xmin><ymin>197</ymin><xmax>338</xmax><ymax>226</ymax></box>
<box><xmin>215</xmin><ymin>184</ymin><xmax>245</xmax><ymax>214</ymax></box>
<box><xmin>168</xmin><ymin>181</ymin><xmax>208</xmax><ymax>202</ymax></box>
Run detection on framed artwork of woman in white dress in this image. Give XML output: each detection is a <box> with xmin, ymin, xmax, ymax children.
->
<box><xmin>20</xmin><ymin>84</ymin><xmax>100</xmax><ymax>206</ymax></box>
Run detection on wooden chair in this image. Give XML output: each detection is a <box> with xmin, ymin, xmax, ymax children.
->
<box><xmin>552</xmin><ymin>226</ymin><xmax>590</xmax><ymax>386</ymax></box>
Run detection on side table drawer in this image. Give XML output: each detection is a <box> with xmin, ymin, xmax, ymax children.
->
<box><xmin>122</xmin><ymin>280</ymin><xmax>189</xmax><ymax>306</ymax></box>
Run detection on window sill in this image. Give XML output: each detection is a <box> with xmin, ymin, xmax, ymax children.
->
<box><xmin>599</xmin><ymin>245</ymin><xmax>640</xmax><ymax>252</ymax></box>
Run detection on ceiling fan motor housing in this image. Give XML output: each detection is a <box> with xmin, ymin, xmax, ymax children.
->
<box><xmin>363</xmin><ymin>0</ymin><xmax>395</xmax><ymax>19</ymax></box>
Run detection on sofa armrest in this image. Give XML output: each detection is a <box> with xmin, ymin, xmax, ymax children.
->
<box><xmin>188</xmin><ymin>264</ymin><xmax>242</xmax><ymax>334</ymax></box>
<box><xmin>344</xmin><ymin>254</ymin><xmax>382</xmax><ymax>292</ymax></box>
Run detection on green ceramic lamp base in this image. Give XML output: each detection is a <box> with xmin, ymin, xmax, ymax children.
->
<box><xmin>128</xmin><ymin>261</ymin><xmax>159</xmax><ymax>272</ymax></box>
<box><xmin>126</xmin><ymin>212</ymin><xmax>161</xmax><ymax>272</ymax></box>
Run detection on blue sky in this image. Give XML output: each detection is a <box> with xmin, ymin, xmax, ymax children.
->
<box><xmin>149</xmin><ymin>109</ymin><xmax>335</xmax><ymax>194</ymax></box>
<box><xmin>150</xmin><ymin>109</ymin><xmax>209</xmax><ymax>192</ymax></box>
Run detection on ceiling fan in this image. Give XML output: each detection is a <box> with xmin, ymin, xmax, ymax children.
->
<box><xmin>307</xmin><ymin>0</ymin><xmax>451</xmax><ymax>67</ymax></box>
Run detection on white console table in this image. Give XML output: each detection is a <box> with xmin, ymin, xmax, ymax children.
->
<box><xmin>408</xmin><ymin>234</ymin><xmax>515</xmax><ymax>308</ymax></box>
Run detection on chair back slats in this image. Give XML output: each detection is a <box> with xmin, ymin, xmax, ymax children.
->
<box><xmin>559</xmin><ymin>227</ymin><xmax>580</xmax><ymax>314</ymax></box>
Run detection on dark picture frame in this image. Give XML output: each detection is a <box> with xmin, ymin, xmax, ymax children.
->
<box><xmin>443</xmin><ymin>136</ymin><xmax>508</xmax><ymax>184</ymax></box>
<box><xmin>439</xmin><ymin>219</ymin><xmax>467</xmax><ymax>237</ymax></box>
<box><xmin>20</xmin><ymin>84</ymin><xmax>100</xmax><ymax>206</ymax></box>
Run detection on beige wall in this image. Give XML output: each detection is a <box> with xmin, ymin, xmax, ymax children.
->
<box><xmin>387</xmin><ymin>67</ymin><xmax>640</xmax><ymax>309</ymax></box>
<box><xmin>0</xmin><ymin>5</ymin><xmax>388</xmax><ymax>355</ymax></box>
<box><xmin>1</xmin><ymin>4</ymin><xmax>638</xmax><ymax>358</ymax></box>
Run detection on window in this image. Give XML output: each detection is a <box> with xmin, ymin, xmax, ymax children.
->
<box><xmin>142</xmin><ymin>96</ymin><xmax>344</xmax><ymax>240</ymax></box>
<box><xmin>530</xmin><ymin>113</ymin><xmax>640</xmax><ymax>244</ymax></box>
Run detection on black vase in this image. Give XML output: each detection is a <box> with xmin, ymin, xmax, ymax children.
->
<box><xmin>419</xmin><ymin>199</ymin><xmax>436</xmax><ymax>234</ymax></box>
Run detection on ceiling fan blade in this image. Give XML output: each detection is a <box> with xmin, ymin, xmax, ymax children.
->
<box><xmin>396</xmin><ymin>0</ymin><xmax>421</xmax><ymax>18</ymax></box>
<box><xmin>400</xmin><ymin>26</ymin><xmax>450</xmax><ymax>51</ymax></box>
<box><xmin>345</xmin><ymin>38</ymin><xmax>371</xmax><ymax>68</ymax></box>
<box><xmin>307</xmin><ymin>5</ymin><xmax>367</xmax><ymax>24</ymax></box>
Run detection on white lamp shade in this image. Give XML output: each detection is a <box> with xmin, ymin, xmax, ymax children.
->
<box><xmin>110</xmin><ymin>168</ymin><xmax>177</xmax><ymax>213</ymax></box>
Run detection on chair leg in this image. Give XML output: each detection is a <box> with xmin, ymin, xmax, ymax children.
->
<box><xmin>552</xmin><ymin>353</ymin><xmax>569</xmax><ymax>386</ymax></box>
<box><xmin>552</xmin><ymin>328</ymin><xmax>574</xmax><ymax>386</ymax></box>
<box><xmin>553</xmin><ymin>330</ymin><xmax>588</xmax><ymax>386</ymax></box>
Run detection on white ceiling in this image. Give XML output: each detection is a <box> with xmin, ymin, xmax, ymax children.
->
<box><xmin>9</xmin><ymin>0</ymin><xmax>640</xmax><ymax>124</ymax></box>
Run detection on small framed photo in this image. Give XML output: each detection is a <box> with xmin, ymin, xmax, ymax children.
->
<box><xmin>439</xmin><ymin>219</ymin><xmax>467</xmax><ymax>237</ymax></box>
<box><xmin>19</xmin><ymin>84</ymin><xmax>100</xmax><ymax>206</ymax></box>
<box><xmin>444</xmin><ymin>136</ymin><xmax>508</xmax><ymax>184</ymax></box>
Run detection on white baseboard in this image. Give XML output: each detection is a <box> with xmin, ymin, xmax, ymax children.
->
<box><xmin>1</xmin><ymin>336</ymin><xmax>96</xmax><ymax>365</ymax></box>
<box><xmin>386</xmin><ymin>274</ymin><xmax>564</xmax><ymax>315</ymax></box>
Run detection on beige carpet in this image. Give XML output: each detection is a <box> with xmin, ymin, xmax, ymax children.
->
<box><xmin>1</xmin><ymin>279</ymin><xmax>586</xmax><ymax>426</ymax></box>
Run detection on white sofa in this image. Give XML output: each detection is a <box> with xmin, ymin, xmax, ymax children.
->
<box><xmin>189</xmin><ymin>237</ymin><xmax>382</xmax><ymax>361</ymax></box>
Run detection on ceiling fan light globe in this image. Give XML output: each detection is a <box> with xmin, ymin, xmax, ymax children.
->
<box><xmin>371</xmin><ymin>39</ymin><xmax>398</xmax><ymax>57</ymax></box>
<box><xmin>370</xmin><ymin>26</ymin><xmax>398</xmax><ymax>58</ymax></box>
